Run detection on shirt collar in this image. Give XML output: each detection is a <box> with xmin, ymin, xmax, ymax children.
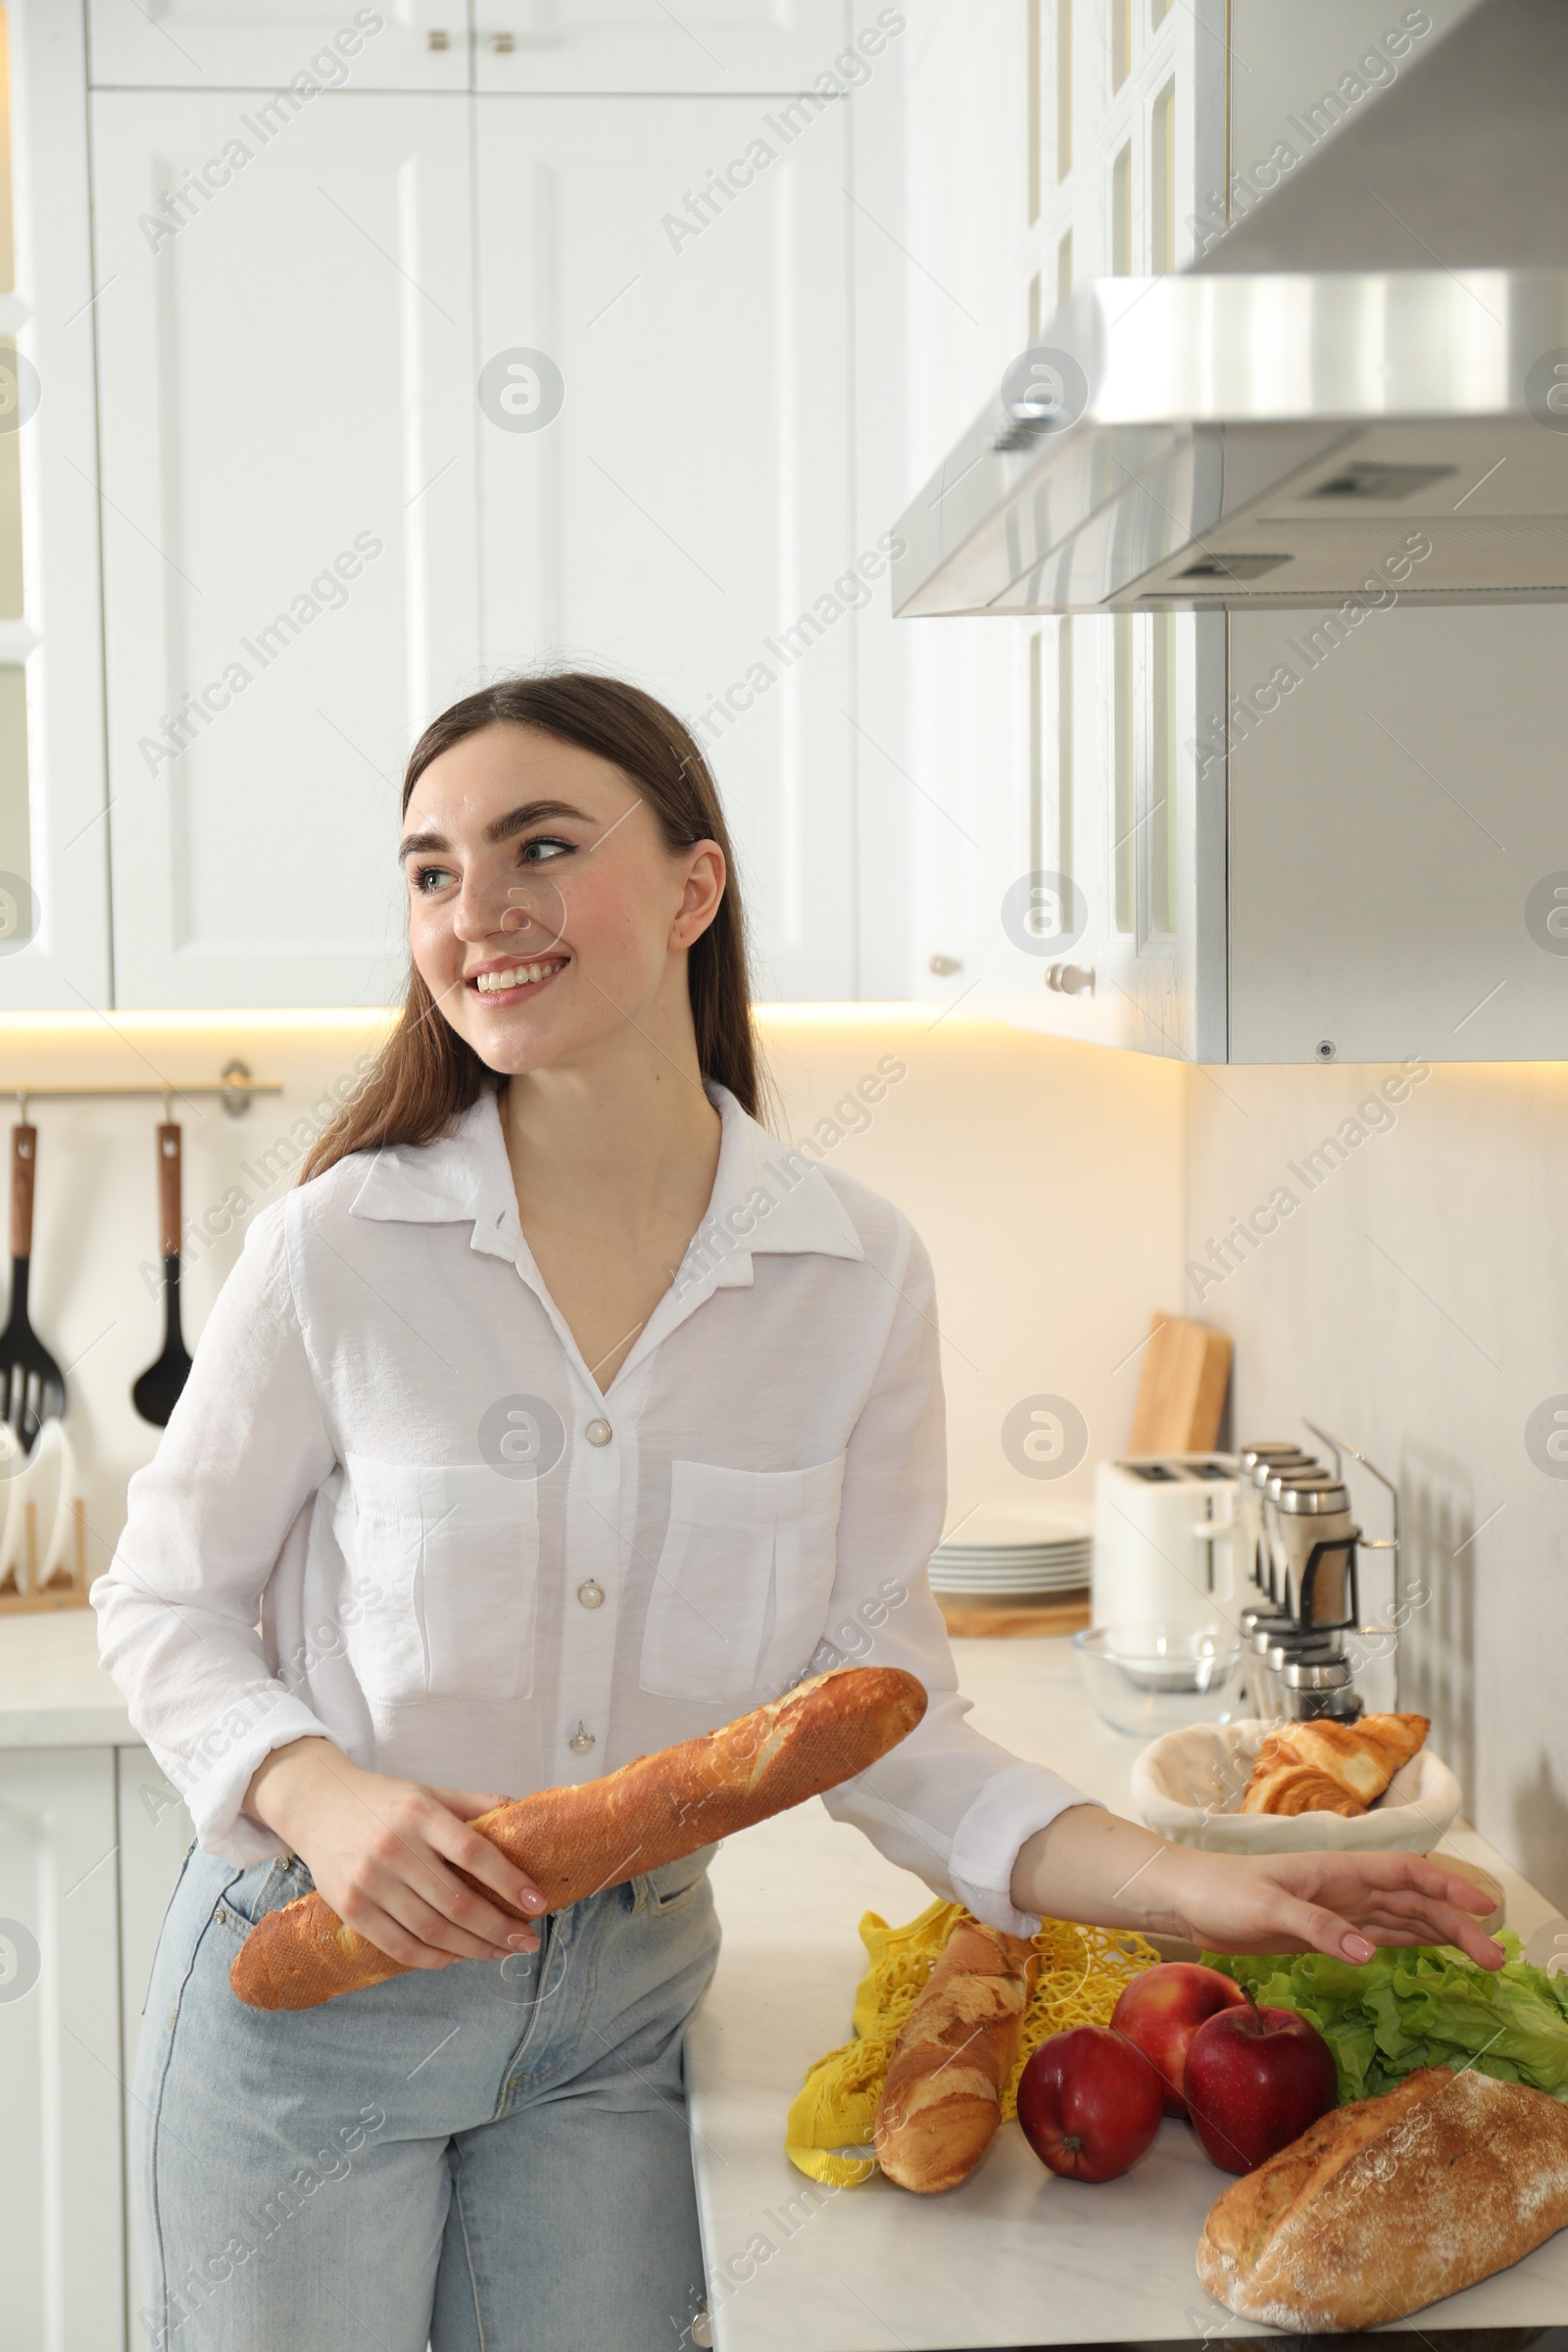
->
<box><xmin>680</xmin><ymin>1084</ymin><xmax>865</xmax><ymax>1289</ymax></box>
<box><xmin>346</xmin><ymin>1089</ymin><xmax>521</xmax><ymax>1259</ymax></box>
<box><xmin>345</xmin><ymin>1082</ymin><xmax>866</xmax><ymax>1277</ymax></box>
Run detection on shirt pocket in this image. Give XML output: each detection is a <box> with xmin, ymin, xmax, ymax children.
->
<box><xmin>337</xmin><ymin>1455</ymin><xmax>540</xmax><ymax>1705</ymax></box>
<box><xmin>639</xmin><ymin>1455</ymin><xmax>847</xmax><ymax>1708</ymax></box>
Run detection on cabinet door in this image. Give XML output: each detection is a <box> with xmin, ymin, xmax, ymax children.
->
<box><xmin>117</xmin><ymin>1748</ymin><xmax>196</xmax><ymax>2340</ymax></box>
<box><xmin>1228</xmin><ymin>603</ymin><xmax>1568</xmax><ymax>1063</ymax></box>
<box><xmin>0</xmin><ymin>1748</ymin><xmax>125</xmax><ymax>2352</ymax></box>
<box><xmin>5</xmin><ymin>0</ymin><xmax>114</xmax><ymax>1010</ymax></box>
<box><xmin>476</xmin><ymin>1</ymin><xmax>851</xmax><ymax>93</ymax></box>
<box><xmin>91</xmin><ymin>92</ymin><xmax>479</xmax><ymax>1007</ymax></box>
<box><xmin>475</xmin><ymin>97</ymin><xmax>856</xmax><ymax>999</ymax></box>
<box><xmin>86</xmin><ymin>1</ymin><xmax>467</xmax><ymax>92</ymax></box>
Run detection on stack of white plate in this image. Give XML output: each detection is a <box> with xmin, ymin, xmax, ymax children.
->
<box><xmin>929</xmin><ymin>1505</ymin><xmax>1093</xmax><ymax>1599</ymax></box>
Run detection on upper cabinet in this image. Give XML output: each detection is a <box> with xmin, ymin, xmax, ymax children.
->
<box><xmin>887</xmin><ymin>0</ymin><xmax>1226</xmax><ymax>1053</ymax></box>
<box><xmin>2</xmin><ymin>2</ymin><xmax>115</xmax><ymax>1012</ymax></box>
<box><xmin>80</xmin><ymin>58</ymin><xmax>858</xmax><ymax>1004</ymax></box>
<box><xmin>894</xmin><ymin>0</ymin><xmax>1568</xmax><ymax>1065</ymax></box>
<box><xmin>90</xmin><ymin>90</ymin><xmax>480</xmax><ymax>1007</ymax></box>
<box><xmin>1226</xmin><ymin>602</ymin><xmax>1568</xmax><ymax>1065</ymax></box>
<box><xmin>474</xmin><ymin>96</ymin><xmax>855</xmax><ymax>1001</ymax></box>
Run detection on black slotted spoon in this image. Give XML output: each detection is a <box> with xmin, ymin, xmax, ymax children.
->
<box><xmin>132</xmin><ymin>1120</ymin><xmax>193</xmax><ymax>1427</ymax></box>
<box><xmin>1</xmin><ymin>1120</ymin><xmax>65</xmax><ymax>1451</ymax></box>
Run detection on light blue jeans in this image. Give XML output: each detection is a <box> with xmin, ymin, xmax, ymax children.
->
<box><xmin>132</xmin><ymin>1840</ymin><xmax>721</xmax><ymax>2352</ymax></box>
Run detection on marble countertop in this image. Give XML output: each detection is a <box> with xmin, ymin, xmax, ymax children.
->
<box><xmin>0</xmin><ymin>1606</ymin><xmax>134</xmax><ymax>1745</ymax></box>
<box><xmin>688</xmin><ymin>1638</ymin><xmax>1565</xmax><ymax>2352</ymax></box>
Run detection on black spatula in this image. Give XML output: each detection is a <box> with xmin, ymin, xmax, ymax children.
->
<box><xmin>132</xmin><ymin>1121</ymin><xmax>193</xmax><ymax>1426</ymax></box>
<box><xmin>2</xmin><ymin>1121</ymin><xmax>65</xmax><ymax>1451</ymax></box>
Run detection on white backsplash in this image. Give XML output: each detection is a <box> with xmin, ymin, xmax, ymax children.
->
<box><xmin>1185</xmin><ymin>1055</ymin><xmax>1568</xmax><ymax>1912</ymax></box>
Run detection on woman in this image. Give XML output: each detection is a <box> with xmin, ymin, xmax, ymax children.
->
<box><xmin>95</xmin><ymin>672</ymin><xmax>1498</xmax><ymax>2352</ymax></box>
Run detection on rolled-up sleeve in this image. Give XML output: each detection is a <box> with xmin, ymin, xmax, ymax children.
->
<box><xmin>92</xmin><ymin>1199</ymin><xmax>339</xmax><ymax>1861</ymax></box>
<box><xmin>811</xmin><ymin>1219</ymin><xmax>1098</xmax><ymax>1936</ymax></box>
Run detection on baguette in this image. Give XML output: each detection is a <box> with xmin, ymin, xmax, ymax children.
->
<box><xmin>873</xmin><ymin>1917</ymin><xmax>1038</xmax><ymax>2192</ymax></box>
<box><xmin>230</xmin><ymin>1666</ymin><xmax>926</xmax><ymax>2012</ymax></box>
<box><xmin>1197</xmin><ymin>2065</ymin><xmax>1568</xmax><ymax>2330</ymax></box>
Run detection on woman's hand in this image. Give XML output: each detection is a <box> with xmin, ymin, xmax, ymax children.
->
<box><xmin>1011</xmin><ymin>1805</ymin><xmax>1504</xmax><ymax>1971</ymax></box>
<box><xmin>1145</xmin><ymin>1844</ymin><xmax>1505</xmax><ymax>1970</ymax></box>
<box><xmin>245</xmin><ymin>1736</ymin><xmax>546</xmax><ymax>1971</ymax></box>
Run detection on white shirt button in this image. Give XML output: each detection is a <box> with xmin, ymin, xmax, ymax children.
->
<box><xmin>585</xmin><ymin>1418</ymin><xmax>612</xmax><ymax>1446</ymax></box>
<box><xmin>576</xmin><ymin>1580</ymin><xmax>605</xmax><ymax>1610</ymax></box>
<box><xmin>567</xmin><ymin>1723</ymin><xmax>596</xmax><ymax>1753</ymax></box>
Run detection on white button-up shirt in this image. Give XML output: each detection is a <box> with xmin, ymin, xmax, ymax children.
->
<box><xmin>93</xmin><ymin>1084</ymin><xmax>1087</xmax><ymax>1934</ymax></box>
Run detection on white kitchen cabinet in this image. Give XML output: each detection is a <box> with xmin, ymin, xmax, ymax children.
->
<box><xmin>3</xmin><ymin>0</ymin><xmax>116</xmax><ymax>1012</ymax></box>
<box><xmin>86</xmin><ymin>74</ymin><xmax>859</xmax><ymax>1005</ymax></box>
<box><xmin>893</xmin><ymin>0</ymin><xmax>1565</xmax><ymax>1066</ymax></box>
<box><xmin>0</xmin><ymin>1747</ymin><xmax>127</xmax><ymax>2351</ymax></box>
<box><xmin>1228</xmin><ymin>602</ymin><xmax>1568</xmax><ymax>1064</ymax></box>
<box><xmin>90</xmin><ymin>90</ymin><xmax>480</xmax><ymax>1008</ymax></box>
<box><xmin>475</xmin><ymin>95</ymin><xmax>857</xmax><ymax>1000</ymax></box>
<box><xmin>960</xmin><ymin>606</ymin><xmax>1230</xmax><ymax>1061</ymax></box>
<box><xmin>117</xmin><ymin>1745</ymin><xmax>197</xmax><ymax>2345</ymax></box>
<box><xmin>892</xmin><ymin>0</ymin><xmax>1230</xmax><ymax>1051</ymax></box>
<box><xmin>475</xmin><ymin>0</ymin><xmax>852</xmax><ymax>94</ymax></box>
<box><xmin>85</xmin><ymin>0</ymin><xmax>468</xmax><ymax>92</ymax></box>
<box><xmin>85</xmin><ymin>0</ymin><xmax>854</xmax><ymax>99</ymax></box>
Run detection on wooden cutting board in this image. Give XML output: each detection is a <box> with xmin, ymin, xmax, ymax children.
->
<box><xmin>937</xmin><ymin>1592</ymin><xmax>1090</xmax><ymax>1640</ymax></box>
<box><xmin>1126</xmin><ymin>1311</ymin><xmax>1233</xmax><ymax>1454</ymax></box>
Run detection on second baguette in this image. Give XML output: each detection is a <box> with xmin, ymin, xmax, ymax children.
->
<box><xmin>873</xmin><ymin>1917</ymin><xmax>1039</xmax><ymax>2192</ymax></box>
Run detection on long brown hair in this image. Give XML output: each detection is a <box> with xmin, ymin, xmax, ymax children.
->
<box><xmin>299</xmin><ymin>671</ymin><xmax>766</xmax><ymax>1184</ymax></box>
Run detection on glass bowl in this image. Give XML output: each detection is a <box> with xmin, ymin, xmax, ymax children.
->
<box><xmin>1073</xmin><ymin>1623</ymin><xmax>1244</xmax><ymax>1737</ymax></box>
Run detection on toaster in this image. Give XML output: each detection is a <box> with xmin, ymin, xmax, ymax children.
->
<box><xmin>1092</xmin><ymin>1454</ymin><xmax>1243</xmax><ymax>1633</ymax></box>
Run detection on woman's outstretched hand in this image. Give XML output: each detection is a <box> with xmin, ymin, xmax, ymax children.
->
<box><xmin>1144</xmin><ymin>1844</ymin><xmax>1504</xmax><ymax>1968</ymax></box>
<box><xmin>1011</xmin><ymin>1805</ymin><xmax>1504</xmax><ymax>1970</ymax></box>
<box><xmin>245</xmin><ymin>1736</ymin><xmax>546</xmax><ymax>1970</ymax></box>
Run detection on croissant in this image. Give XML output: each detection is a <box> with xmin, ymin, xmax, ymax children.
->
<box><xmin>1238</xmin><ymin>1712</ymin><xmax>1429</xmax><ymax>1818</ymax></box>
<box><xmin>1240</xmin><ymin>1763</ymin><xmax>1366</xmax><ymax>1818</ymax></box>
<box><xmin>1284</xmin><ymin>1714</ymin><xmax>1429</xmax><ymax>1804</ymax></box>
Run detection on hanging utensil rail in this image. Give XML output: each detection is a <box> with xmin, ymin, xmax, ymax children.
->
<box><xmin>3</xmin><ymin>1060</ymin><xmax>282</xmax><ymax>1119</ymax></box>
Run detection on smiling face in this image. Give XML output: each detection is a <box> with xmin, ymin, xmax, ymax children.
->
<box><xmin>400</xmin><ymin>721</ymin><xmax>725</xmax><ymax>1079</ymax></box>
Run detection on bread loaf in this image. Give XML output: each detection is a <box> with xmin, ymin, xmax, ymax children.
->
<box><xmin>1197</xmin><ymin>2065</ymin><xmax>1568</xmax><ymax>2330</ymax></box>
<box><xmin>1239</xmin><ymin>1711</ymin><xmax>1429</xmax><ymax>1816</ymax></box>
<box><xmin>873</xmin><ymin>1918</ymin><xmax>1038</xmax><ymax>2192</ymax></box>
<box><xmin>230</xmin><ymin>1666</ymin><xmax>926</xmax><ymax>2012</ymax></box>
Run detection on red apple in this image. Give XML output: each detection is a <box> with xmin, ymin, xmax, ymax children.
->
<box><xmin>1016</xmin><ymin>2025</ymin><xmax>1164</xmax><ymax>2182</ymax></box>
<box><xmin>1110</xmin><ymin>1962</ymin><xmax>1250</xmax><ymax>2119</ymax></box>
<box><xmin>1183</xmin><ymin>1999</ymin><xmax>1339</xmax><ymax>2174</ymax></box>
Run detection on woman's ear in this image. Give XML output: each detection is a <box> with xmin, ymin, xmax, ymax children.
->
<box><xmin>670</xmin><ymin>841</ymin><xmax>726</xmax><ymax>950</ymax></box>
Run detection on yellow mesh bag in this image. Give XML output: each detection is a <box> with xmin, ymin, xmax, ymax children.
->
<box><xmin>785</xmin><ymin>1899</ymin><xmax>1159</xmax><ymax>2183</ymax></box>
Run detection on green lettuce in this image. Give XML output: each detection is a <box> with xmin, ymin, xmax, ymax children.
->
<box><xmin>1199</xmin><ymin>1935</ymin><xmax>1568</xmax><ymax>2105</ymax></box>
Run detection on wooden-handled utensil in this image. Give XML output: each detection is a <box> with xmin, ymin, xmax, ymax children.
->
<box><xmin>131</xmin><ymin>1122</ymin><xmax>193</xmax><ymax>1427</ymax></box>
<box><xmin>1</xmin><ymin>1123</ymin><xmax>65</xmax><ymax>1452</ymax></box>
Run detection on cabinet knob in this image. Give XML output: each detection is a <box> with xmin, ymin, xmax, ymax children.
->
<box><xmin>490</xmin><ymin>30</ymin><xmax>515</xmax><ymax>49</ymax></box>
<box><xmin>928</xmin><ymin>954</ymin><xmax>963</xmax><ymax>977</ymax></box>
<box><xmin>426</xmin><ymin>27</ymin><xmax>451</xmax><ymax>48</ymax></box>
<box><xmin>1045</xmin><ymin>960</ymin><xmax>1095</xmax><ymax>997</ymax></box>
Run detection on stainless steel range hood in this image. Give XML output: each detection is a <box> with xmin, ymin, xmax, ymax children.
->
<box><xmin>891</xmin><ymin>0</ymin><xmax>1568</xmax><ymax>617</ymax></box>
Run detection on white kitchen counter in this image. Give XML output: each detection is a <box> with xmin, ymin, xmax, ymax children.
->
<box><xmin>0</xmin><ymin>1606</ymin><xmax>133</xmax><ymax>1745</ymax></box>
<box><xmin>688</xmin><ymin>1639</ymin><xmax>1566</xmax><ymax>2351</ymax></box>
<box><xmin>10</xmin><ymin>1612</ymin><xmax>1562</xmax><ymax>2344</ymax></box>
